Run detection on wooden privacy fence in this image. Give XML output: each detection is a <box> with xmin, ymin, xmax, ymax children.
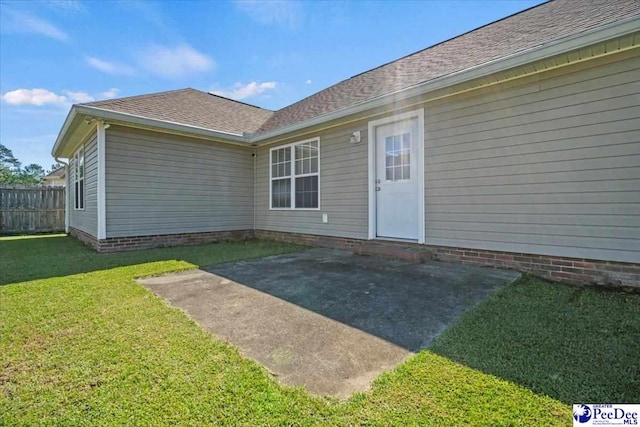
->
<box><xmin>0</xmin><ymin>186</ymin><xmax>65</xmax><ymax>234</ymax></box>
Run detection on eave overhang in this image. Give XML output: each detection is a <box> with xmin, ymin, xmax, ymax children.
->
<box><xmin>52</xmin><ymin>15</ymin><xmax>640</xmax><ymax>157</ymax></box>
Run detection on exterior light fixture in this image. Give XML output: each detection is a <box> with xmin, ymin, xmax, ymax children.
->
<box><xmin>350</xmin><ymin>131</ymin><xmax>361</xmax><ymax>144</ymax></box>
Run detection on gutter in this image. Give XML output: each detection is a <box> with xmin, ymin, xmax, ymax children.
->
<box><xmin>52</xmin><ymin>105</ymin><xmax>248</xmax><ymax>157</ymax></box>
<box><xmin>52</xmin><ymin>15</ymin><xmax>640</xmax><ymax>157</ymax></box>
<box><xmin>73</xmin><ymin>105</ymin><xmax>247</xmax><ymax>142</ymax></box>
<box><xmin>52</xmin><ymin>108</ymin><xmax>78</xmax><ymax>157</ymax></box>
<box><xmin>253</xmin><ymin>150</ymin><xmax>257</xmax><ymax>231</ymax></box>
<box><xmin>54</xmin><ymin>157</ymin><xmax>70</xmax><ymax>233</ymax></box>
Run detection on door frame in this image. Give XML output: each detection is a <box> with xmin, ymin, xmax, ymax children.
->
<box><xmin>367</xmin><ymin>108</ymin><xmax>425</xmax><ymax>244</ymax></box>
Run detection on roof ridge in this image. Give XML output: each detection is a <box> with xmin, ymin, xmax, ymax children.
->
<box><xmin>257</xmin><ymin>0</ymin><xmax>637</xmax><ymax>133</ymax></box>
<box><xmin>348</xmin><ymin>0</ymin><xmax>552</xmax><ymax>80</ymax></box>
<box><xmin>206</xmin><ymin>92</ymin><xmax>274</xmax><ymax>112</ymax></box>
<box><xmin>266</xmin><ymin>1</ymin><xmax>553</xmax><ymax>117</ymax></box>
<box><xmin>73</xmin><ymin>87</ymin><xmax>273</xmax><ymax>135</ymax></box>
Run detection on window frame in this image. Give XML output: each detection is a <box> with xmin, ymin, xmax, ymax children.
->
<box><xmin>269</xmin><ymin>137</ymin><xmax>321</xmax><ymax>211</ymax></box>
<box><xmin>73</xmin><ymin>144</ymin><xmax>85</xmax><ymax>210</ymax></box>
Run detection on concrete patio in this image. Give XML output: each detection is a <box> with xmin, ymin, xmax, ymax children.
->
<box><xmin>138</xmin><ymin>248</ymin><xmax>520</xmax><ymax>398</ymax></box>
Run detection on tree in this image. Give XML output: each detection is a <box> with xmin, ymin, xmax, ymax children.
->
<box><xmin>49</xmin><ymin>163</ymin><xmax>64</xmax><ymax>174</ymax></box>
<box><xmin>0</xmin><ymin>143</ymin><xmax>47</xmax><ymax>185</ymax></box>
<box><xmin>1</xmin><ymin>143</ymin><xmax>21</xmax><ymax>170</ymax></box>
<box><xmin>20</xmin><ymin>164</ymin><xmax>46</xmax><ymax>185</ymax></box>
<box><xmin>0</xmin><ymin>143</ymin><xmax>21</xmax><ymax>184</ymax></box>
<box><xmin>0</xmin><ymin>164</ymin><xmax>13</xmax><ymax>183</ymax></box>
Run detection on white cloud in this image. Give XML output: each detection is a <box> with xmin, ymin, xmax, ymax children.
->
<box><xmin>85</xmin><ymin>56</ymin><xmax>136</xmax><ymax>75</ymax></box>
<box><xmin>1</xmin><ymin>10</ymin><xmax>69</xmax><ymax>41</ymax></box>
<box><xmin>213</xmin><ymin>81</ymin><xmax>277</xmax><ymax>100</ymax></box>
<box><xmin>101</xmin><ymin>88</ymin><xmax>120</xmax><ymax>99</ymax></box>
<box><xmin>65</xmin><ymin>91</ymin><xmax>94</xmax><ymax>103</ymax></box>
<box><xmin>235</xmin><ymin>0</ymin><xmax>302</xmax><ymax>28</ymax></box>
<box><xmin>306</xmin><ymin>79</ymin><xmax>312</xmax><ymax>84</ymax></box>
<box><xmin>1</xmin><ymin>89</ymin><xmax>67</xmax><ymax>106</ymax></box>
<box><xmin>1</xmin><ymin>88</ymin><xmax>117</xmax><ymax>107</ymax></box>
<box><xmin>138</xmin><ymin>44</ymin><xmax>214</xmax><ymax>79</ymax></box>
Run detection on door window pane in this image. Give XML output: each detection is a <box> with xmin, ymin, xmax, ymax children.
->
<box><xmin>393</xmin><ymin>135</ymin><xmax>401</xmax><ymax>152</ymax></box>
<box><xmin>402</xmin><ymin>166</ymin><xmax>410</xmax><ymax>180</ymax></box>
<box><xmin>402</xmin><ymin>133</ymin><xmax>410</xmax><ymax>150</ymax></box>
<box><xmin>384</xmin><ymin>132</ymin><xmax>410</xmax><ymax>182</ymax></box>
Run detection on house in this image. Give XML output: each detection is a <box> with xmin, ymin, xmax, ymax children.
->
<box><xmin>42</xmin><ymin>167</ymin><xmax>66</xmax><ymax>187</ymax></box>
<box><xmin>51</xmin><ymin>0</ymin><xmax>640</xmax><ymax>288</ymax></box>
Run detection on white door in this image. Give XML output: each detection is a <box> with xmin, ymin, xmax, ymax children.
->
<box><xmin>375</xmin><ymin>118</ymin><xmax>420</xmax><ymax>240</ymax></box>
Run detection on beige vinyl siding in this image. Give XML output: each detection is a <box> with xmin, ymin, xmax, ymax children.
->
<box><xmin>69</xmin><ymin>132</ymin><xmax>98</xmax><ymax>237</ymax></box>
<box><xmin>424</xmin><ymin>51</ymin><xmax>640</xmax><ymax>263</ymax></box>
<box><xmin>105</xmin><ymin>126</ymin><xmax>254</xmax><ymax>238</ymax></box>
<box><xmin>254</xmin><ymin>50</ymin><xmax>639</xmax><ymax>263</ymax></box>
<box><xmin>255</xmin><ymin>123</ymin><xmax>369</xmax><ymax>239</ymax></box>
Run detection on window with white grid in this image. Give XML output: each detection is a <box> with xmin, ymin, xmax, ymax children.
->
<box><xmin>270</xmin><ymin>138</ymin><xmax>319</xmax><ymax>209</ymax></box>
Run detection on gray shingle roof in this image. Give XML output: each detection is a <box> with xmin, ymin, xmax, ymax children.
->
<box><xmin>44</xmin><ymin>167</ymin><xmax>65</xmax><ymax>178</ymax></box>
<box><xmin>256</xmin><ymin>0</ymin><xmax>640</xmax><ymax>133</ymax></box>
<box><xmin>83</xmin><ymin>88</ymin><xmax>273</xmax><ymax>135</ymax></box>
<box><xmin>79</xmin><ymin>0</ymin><xmax>639</xmax><ymax>137</ymax></box>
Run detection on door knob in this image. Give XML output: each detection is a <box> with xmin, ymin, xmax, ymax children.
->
<box><xmin>376</xmin><ymin>186</ymin><xmax>381</xmax><ymax>191</ymax></box>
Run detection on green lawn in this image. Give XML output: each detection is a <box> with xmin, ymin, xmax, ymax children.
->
<box><xmin>1</xmin><ymin>235</ymin><xmax>638</xmax><ymax>426</ymax></box>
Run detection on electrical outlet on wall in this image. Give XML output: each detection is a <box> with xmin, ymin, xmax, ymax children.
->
<box><xmin>322</xmin><ymin>214</ymin><xmax>328</xmax><ymax>223</ymax></box>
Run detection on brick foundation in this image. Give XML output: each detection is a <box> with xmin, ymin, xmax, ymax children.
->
<box><xmin>69</xmin><ymin>227</ymin><xmax>254</xmax><ymax>253</ymax></box>
<box><xmin>254</xmin><ymin>230</ymin><xmax>432</xmax><ymax>262</ymax></box>
<box><xmin>68</xmin><ymin>227</ymin><xmax>639</xmax><ymax>289</ymax></box>
<box><xmin>255</xmin><ymin>230</ymin><xmax>640</xmax><ymax>289</ymax></box>
<box><xmin>431</xmin><ymin>246</ymin><xmax>639</xmax><ymax>289</ymax></box>
<box><xmin>69</xmin><ymin>227</ymin><xmax>100</xmax><ymax>251</ymax></box>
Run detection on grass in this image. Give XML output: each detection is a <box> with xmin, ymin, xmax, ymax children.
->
<box><xmin>431</xmin><ymin>276</ymin><xmax>640</xmax><ymax>404</ymax></box>
<box><xmin>0</xmin><ymin>234</ymin><xmax>301</xmax><ymax>286</ymax></box>
<box><xmin>1</xmin><ymin>235</ymin><xmax>638</xmax><ymax>426</ymax></box>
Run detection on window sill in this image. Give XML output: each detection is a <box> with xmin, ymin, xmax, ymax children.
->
<box><xmin>269</xmin><ymin>207</ymin><xmax>321</xmax><ymax>211</ymax></box>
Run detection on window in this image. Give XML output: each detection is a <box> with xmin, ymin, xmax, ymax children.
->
<box><xmin>385</xmin><ymin>133</ymin><xmax>411</xmax><ymax>182</ymax></box>
<box><xmin>74</xmin><ymin>145</ymin><xmax>85</xmax><ymax>210</ymax></box>
<box><xmin>270</xmin><ymin>138</ymin><xmax>319</xmax><ymax>209</ymax></box>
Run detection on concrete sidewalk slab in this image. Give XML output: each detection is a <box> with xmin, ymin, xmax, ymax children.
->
<box><xmin>138</xmin><ymin>248</ymin><xmax>519</xmax><ymax>398</ymax></box>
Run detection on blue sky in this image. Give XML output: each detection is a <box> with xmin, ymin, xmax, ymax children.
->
<box><xmin>0</xmin><ymin>0</ymin><xmax>543</xmax><ymax>170</ymax></box>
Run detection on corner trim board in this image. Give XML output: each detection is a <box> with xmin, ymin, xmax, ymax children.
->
<box><xmin>96</xmin><ymin>122</ymin><xmax>107</xmax><ymax>240</ymax></box>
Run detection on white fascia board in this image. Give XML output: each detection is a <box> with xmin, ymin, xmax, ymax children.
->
<box><xmin>52</xmin><ymin>104</ymin><xmax>251</xmax><ymax>158</ymax></box>
<box><xmin>250</xmin><ymin>16</ymin><xmax>640</xmax><ymax>144</ymax></box>
<box><xmin>51</xmin><ymin>16</ymin><xmax>639</xmax><ymax>155</ymax></box>
<box><xmin>51</xmin><ymin>107</ymin><xmax>78</xmax><ymax>158</ymax></box>
<box><xmin>75</xmin><ymin>105</ymin><xmax>248</xmax><ymax>142</ymax></box>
